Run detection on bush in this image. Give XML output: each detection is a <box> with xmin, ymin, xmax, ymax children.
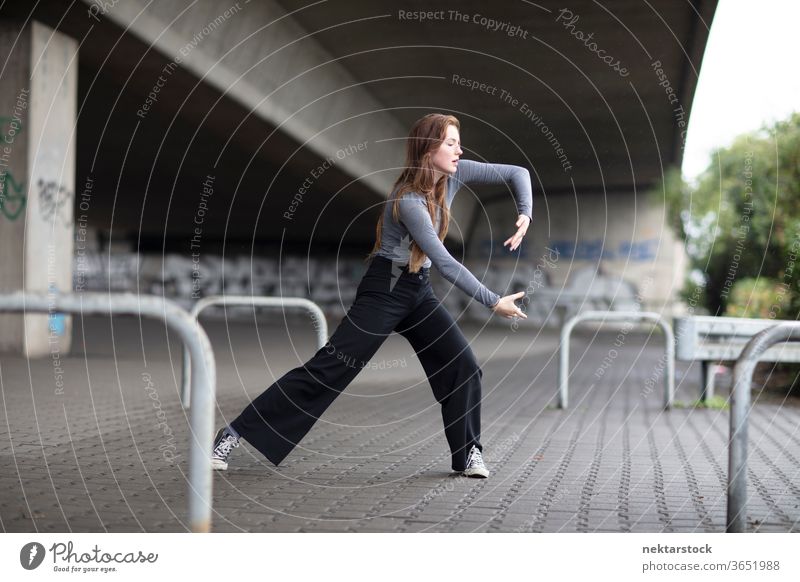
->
<box><xmin>725</xmin><ymin>277</ymin><xmax>790</xmax><ymax>318</ymax></box>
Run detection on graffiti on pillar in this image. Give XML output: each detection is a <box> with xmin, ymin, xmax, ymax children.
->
<box><xmin>0</xmin><ymin>114</ymin><xmax>24</xmax><ymax>143</ymax></box>
<box><xmin>47</xmin><ymin>283</ymin><xmax>67</xmax><ymax>336</ymax></box>
<box><xmin>37</xmin><ymin>178</ymin><xmax>72</xmax><ymax>226</ymax></box>
<box><xmin>549</xmin><ymin>238</ymin><xmax>658</xmax><ymax>261</ymax></box>
<box><xmin>1</xmin><ymin>111</ymin><xmax>27</xmax><ymax>221</ymax></box>
<box><xmin>0</xmin><ymin>170</ymin><xmax>26</xmax><ymax>221</ymax></box>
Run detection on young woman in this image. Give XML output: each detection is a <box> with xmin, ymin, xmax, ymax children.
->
<box><xmin>212</xmin><ymin>113</ymin><xmax>531</xmax><ymax>478</ymax></box>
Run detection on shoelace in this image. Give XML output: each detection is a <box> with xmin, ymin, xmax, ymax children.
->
<box><xmin>467</xmin><ymin>446</ymin><xmax>485</xmax><ymax>468</ymax></box>
<box><xmin>214</xmin><ymin>435</ymin><xmax>239</xmax><ymax>458</ymax></box>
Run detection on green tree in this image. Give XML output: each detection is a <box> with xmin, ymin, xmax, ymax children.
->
<box><xmin>655</xmin><ymin>111</ymin><xmax>800</xmax><ymax>318</ymax></box>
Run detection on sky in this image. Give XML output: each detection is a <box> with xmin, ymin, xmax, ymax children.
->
<box><xmin>681</xmin><ymin>0</ymin><xmax>800</xmax><ymax>182</ymax></box>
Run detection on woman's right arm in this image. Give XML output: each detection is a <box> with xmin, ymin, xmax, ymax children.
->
<box><xmin>397</xmin><ymin>194</ymin><xmax>500</xmax><ymax>310</ymax></box>
<box><xmin>451</xmin><ymin>159</ymin><xmax>533</xmax><ymax>221</ymax></box>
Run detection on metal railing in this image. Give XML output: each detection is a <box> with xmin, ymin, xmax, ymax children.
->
<box><xmin>727</xmin><ymin>322</ymin><xmax>800</xmax><ymax>533</ymax></box>
<box><xmin>0</xmin><ymin>292</ymin><xmax>216</xmax><ymax>533</ymax></box>
<box><xmin>674</xmin><ymin>315</ymin><xmax>800</xmax><ymax>401</ymax></box>
<box><xmin>180</xmin><ymin>295</ymin><xmax>328</xmax><ymax>408</ymax></box>
<box><xmin>558</xmin><ymin>310</ymin><xmax>675</xmax><ymax>409</ymax></box>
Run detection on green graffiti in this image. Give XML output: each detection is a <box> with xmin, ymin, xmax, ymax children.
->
<box><xmin>0</xmin><ymin>170</ymin><xmax>26</xmax><ymax>221</ymax></box>
<box><xmin>0</xmin><ymin>114</ymin><xmax>24</xmax><ymax>144</ymax></box>
<box><xmin>1</xmin><ymin>111</ymin><xmax>27</xmax><ymax>221</ymax></box>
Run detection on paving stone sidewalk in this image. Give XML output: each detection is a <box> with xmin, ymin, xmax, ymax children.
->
<box><xmin>1</xmin><ymin>315</ymin><xmax>799</xmax><ymax>532</ymax></box>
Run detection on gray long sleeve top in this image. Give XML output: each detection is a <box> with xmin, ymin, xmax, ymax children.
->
<box><xmin>374</xmin><ymin>159</ymin><xmax>533</xmax><ymax>309</ymax></box>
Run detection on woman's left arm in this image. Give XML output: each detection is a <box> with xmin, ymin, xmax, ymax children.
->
<box><xmin>452</xmin><ymin>159</ymin><xmax>533</xmax><ymax>250</ymax></box>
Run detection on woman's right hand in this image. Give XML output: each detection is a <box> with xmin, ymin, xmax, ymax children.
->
<box><xmin>491</xmin><ymin>291</ymin><xmax>527</xmax><ymax>319</ymax></box>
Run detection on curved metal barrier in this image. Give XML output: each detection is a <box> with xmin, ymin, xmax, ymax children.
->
<box><xmin>180</xmin><ymin>295</ymin><xmax>328</xmax><ymax>408</ymax></box>
<box><xmin>727</xmin><ymin>322</ymin><xmax>800</xmax><ymax>532</ymax></box>
<box><xmin>0</xmin><ymin>292</ymin><xmax>216</xmax><ymax>533</ymax></box>
<box><xmin>558</xmin><ymin>310</ymin><xmax>675</xmax><ymax>409</ymax></box>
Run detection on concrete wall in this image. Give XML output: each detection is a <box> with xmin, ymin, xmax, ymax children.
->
<box><xmin>467</xmin><ymin>188</ymin><xmax>687</xmax><ymax>318</ymax></box>
<box><xmin>0</xmin><ymin>21</ymin><xmax>78</xmax><ymax>357</ymax></box>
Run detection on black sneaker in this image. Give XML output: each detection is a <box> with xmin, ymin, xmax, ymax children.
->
<box><xmin>463</xmin><ymin>445</ymin><xmax>489</xmax><ymax>478</ymax></box>
<box><xmin>211</xmin><ymin>427</ymin><xmax>239</xmax><ymax>470</ymax></box>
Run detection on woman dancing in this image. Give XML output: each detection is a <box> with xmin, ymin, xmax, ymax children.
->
<box><xmin>212</xmin><ymin>112</ymin><xmax>532</xmax><ymax>478</ymax></box>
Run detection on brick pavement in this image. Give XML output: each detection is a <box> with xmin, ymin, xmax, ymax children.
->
<box><xmin>1</xmin><ymin>314</ymin><xmax>799</xmax><ymax>532</ymax></box>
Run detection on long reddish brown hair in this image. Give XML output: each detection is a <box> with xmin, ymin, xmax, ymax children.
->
<box><xmin>367</xmin><ymin>113</ymin><xmax>458</xmax><ymax>272</ymax></box>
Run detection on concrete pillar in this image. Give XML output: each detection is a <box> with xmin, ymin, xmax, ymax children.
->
<box><xmin>0</xmin><ymin>21</ymin><xmax>78</xmax><ymax>357</ymax></box>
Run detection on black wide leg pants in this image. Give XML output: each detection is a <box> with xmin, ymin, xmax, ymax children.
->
<box><xmin>229</xmin><ymin>255</ymin><xmax>485</xmax><ymax>471</ymax></box>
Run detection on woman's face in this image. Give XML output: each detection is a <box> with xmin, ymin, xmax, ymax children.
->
<box><xmin>430</xmin><ymin>124</ymin><xmax>463</xmax><ymax>176</ymax></box>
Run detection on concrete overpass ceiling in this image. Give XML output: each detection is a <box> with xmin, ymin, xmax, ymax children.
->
<box><xmin>275</xmin><ymin>0</ymin><xmax>716</xmax><ymax>192</ymax></box>
<box><xmin>0</xmin><ymin>0</ymin><xmax>716</xmax><ymax>253</ymax></box>
<box><xmin>1</xmin><ymin>0</ymin><xmax>388</xmax><ymax>250</ymax></box>
<box><xmin>73</xmin><ymin>54</ymin><xmax>378</xmax><ymax>250</ymax></box>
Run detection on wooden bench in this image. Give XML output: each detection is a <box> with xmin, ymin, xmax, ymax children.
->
<box><xmin>674</xmin><ymin>315</ymin><xmax>800</xmax><ymax>399</ymax></box>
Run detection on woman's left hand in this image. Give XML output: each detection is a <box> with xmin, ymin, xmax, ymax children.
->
<box><xmin>503</xmin><ymin>215</ymin><xmax>531</xmax><ymax>251</ymax></box>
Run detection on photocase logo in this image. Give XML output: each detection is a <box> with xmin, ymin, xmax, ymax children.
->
<box><xmin>389</xmin><ymin>233</ymin><xmax>412</xmax><ymax>292</ymax></box>
<box><xmin>20</xmin><ymin>542</ymin><xmax>46</xmax><ymax>570</ymax></box>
